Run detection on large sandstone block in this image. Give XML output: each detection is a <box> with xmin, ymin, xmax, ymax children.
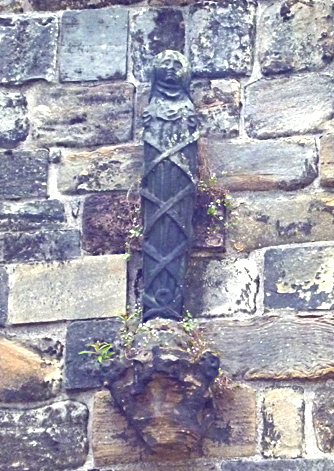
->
<box><xmin>262</xmin><ymin>388</ymin><xmax>304</xmax><ymax>458</ymax></box>
<box><xmin>8</xmin><ymin>255</ymin><xmax>127</xmax><ymax>324</ymax></box>
<box><xmin>60</xmin><ymin>9</ymin><xmax>128</xmax><ymax>82</ymax></box>
<box><xmin>30</xmin><ymin>0</ymin><xmax>142</xmax><ymax>9</ymax></box>
<box><xmin>184</xmin><ymin>258</ymin><xmax>259</xmax><ymax>317</ymax></box>
<box><xmin>0</xmin><ymin>199</ymin><xmax>65</xmax><ymax>231</ymax></box>
<box><xmin>313</xmin><ymin>387</ymin><xmax>334</xmax><ymax>453</ymax></box>
<box><xmin>0</xmin><ymin>335</ymin><xmax>60</xmax><ymax>402</ymax></box>
<box><xmin>29</xmin><ymin>83</ymin><xmax>134</xmax><ymax>147</ymax></box>
<box><xmin>320</xmin><ymin>134</ymin><xmax>334</xmax><ymax>187</ymax></box>
<box><xmin>0</xmin><ymin>401</ymin><xmax>88</xmax><ymax>471</ymax></box>
<box><xmin>0</xmin><ymin>14</ymin><xmax>58</xmax><ymax>84</ymax></box>
<box><xmin>258</xmin><ymin>0</ymin><xmax>334</xmax><ymax>75</ymax></box>
<box><xmin>64</xmin><ymin>318</ymin><xmax>123</xmax><ymax>390</ymax></box>
<box><xmin>203</xmin><ymin>316</ymin><xmax>334</xmax><ymax>380</ymax></box>
<box><xmin>201</xmin><ymin>137</ymin><xmax>317</xmax><ymax>191</ymax></box>
<box><xmin>189</xmin><ymin>0</ymin><xmax>256</xmax><ymax>77</ymax></box>
<box><xmin>92</xmin><ymin>386</ymin><xmax>256</xmax><ymax>466</ymax></box>
<box><xmin>221</xmin><ymin>460</ymin><xmax>334</xmax><ymax>471</ymax></box>
<box><xmin>130</xmin><ymin>8</ymin><xmax>185</xmax><ymax>82</ymax></box>
<box><xmin>0</xmin><ymin>90</ymin><xmax>28</xmax><ymax>147</ymax></box>
<box><xmin>264</xmin><ymin>245</ymin><xmax>334</xmax><ymax>311</ymax></box>
<box><xmin>245</xmin><ymin>73</ymin><xmax>334</xmax><ymax>139</ymax></box>
<box><xmin>58</xmin><ymin>144</ymin><xmax>142</xmax><ymax>194</ymax></box>
<box><xmin>0</xmin><ymin>149</ymin><xmax>48</xmax><ymax>199</ymax></box>
<box><xmin>229</xmin><ymin>192</ymin><xmax>334</xmax><ymax>252</ymax></box>
<box><xmin>0</xmin><ymin>268</ymin><xmax>8</xmax><ymax>326</ymax></box>
<box><xmin>2</xmin><ymin>229</ymin><xmax>81</xmax><ymax>263</ymax></box>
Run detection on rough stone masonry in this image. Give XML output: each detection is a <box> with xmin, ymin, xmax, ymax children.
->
<box><xmin>1</xmin><ymin>0</ymin><xmax>334</xmax><ymax>470</ymax></box>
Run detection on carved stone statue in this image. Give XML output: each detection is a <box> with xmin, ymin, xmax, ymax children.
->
<box><xmin>141</xmin><ymin>50</ymin><xmax>199</xmax><ymax>322</ymax></box>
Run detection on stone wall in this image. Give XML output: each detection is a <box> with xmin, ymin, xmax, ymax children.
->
<box><xmin>1</xmin><ymin>0</ymin><xmax>334</xmax><ymax>470</ymax></box>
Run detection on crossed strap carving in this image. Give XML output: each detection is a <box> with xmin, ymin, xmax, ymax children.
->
<box><xmin>142</xmin><ymin>132</ymin><xmax>199</xmax><ymax>321</ymax></box>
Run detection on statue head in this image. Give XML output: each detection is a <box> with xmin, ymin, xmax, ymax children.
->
<box><xmin>151</xmin><ymin>50</ymin><xmax>191</xmax><ymax>99</ymax></box>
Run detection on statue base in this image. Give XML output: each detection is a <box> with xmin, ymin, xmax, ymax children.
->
<box><xmin>100</xmin><ymin>319</ymin><xmax>220</xmax><ymax>457</ymax></box>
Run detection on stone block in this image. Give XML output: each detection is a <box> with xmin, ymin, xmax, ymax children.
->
<box><xmin>58</xmin><ymin>144</ymin><xmax>142</xmax><ymax>194</ymax></box>
<box><xmin>245</xmin><ymin>73</ymin><xmax>334</xmax><ymax>139</ymax></box>
<box><xmin>0</xmin><ymin>15</ymin><xmax>58</xmax><ymax>84</ymax></box>
<box><xmin>92</xmin><ymin>386</ymin><xmax>255</xmax><ymax>466</ymax></box>
<box><xmin>8</xmin><ymin>255</ymin><xmax>127</xmax><ymax>324</ymax></box>
<box><xmin>0</xmin><ymin>335</ymin><xmax>60</xmax><ymax>402</ymax></box>
<box><xmin>130</xmin><ymin>8</ymin><xmax>185</xmax><ymax>82</ymax></box>
<box><xmin>191</xmin><ymin>79</ymin><xmax>240</xmax><ymax>138</ymax></box>
<box><xmin>60</xmin><ymin>9</ymin><xmax>128</xmax><ymax>82</ymax></box>
<box><xmin>203</xmin><ymin>385</ymin><xmax>257</xmax><ymax>458</ymax></box>
<box><xmin>184</xmin><ymin>257</ymin><xmax>259</xmax><ymax>317</ymax></box>
<box><xmin>0</xmin><ymin>0</ymin><xmax>23</xmax><ymax>12</ymax></box>
<box><xmin>221</xmin><ymin>460</ymin><xmax>334</xmax><ymax>471</ymax></box>
<box><xmin>0</xmin><ymin>401</ymin><xmax>88</xmax><ymax>471</ymax></box>
<box><xmin>264</xmin><ymin>245</ymin><xmax>334</xmax><ymax>311</ymax></box>
<box><xmin>313</xmin><ymin>387</ymin><xmax>334</xmax><ymax>453</ymax></box>
<box><xmin>202</xmin><ymin>137</ymin><xmax>317</xmax><ymax>191</ymax></box>
<box><xmin>65</xmin><ymin>319</ymin><xmax>123</xmax><ymax>389</ymax></box>
<box><xmin>320</xmin><ymin>134</ymin><xmax>334</xmax><ymax>187</ymax></box>
<box><xmin>204</xmin><ymin>316</ymin><xmax>334</xmax><ymax>380</ymax></box>
<box><xmin>2</xmin><ymin>229</ymin><xmax>81</xmax><ymax>263</ymax></box>
<box><xmin>0</xmin><ymin>149</ymin><xmax>48</xmax><ymax>199</ymax></box>
<box><xmin>30</xmin><ymin>82</ymin><xmax>134</xmax><ymax>147</ymax></box>
<box><xmin>30</xmin><ymin>0</ymin><xmax>142</xmax><ymax>9</ymax></box>
<box><xmin>0</xmin><ymin>90</ymin><xmax>28</xmax><ymax>147</ymax></box>
<box><xmin>149</xmin><ymin>0</ymin><xmax>196</xmax><ymax>4</ymax></box>
<box><xmin>83</xmin><ymin>193</ymin><xmax>141</xmax><ymax>255</ymax></box>
<box><xmin>258</xmin><ymin>0</ymin><xmax>334</xmax><ymax>76</ymax></box>
<box><xmin>0</xmin><ymin>199</ymin><xmax>65</xmax><ymax>231</ymax></box>
<box><xmin>262</xmin><ymin>388</ymin><xmax>304</xmax><ymax>458</ymax></box>
<box><xmin>229</xmin><ymin>192</ymin><xmax>334</xmax><ymax>252</ymax></box>
<box><xmin>0</xmin><ymin>267</ymin><xmax>8</xmax><ymax>326</ymax></box>
<box><xmin>189</xmin><ymin>1</ymin><xmax>256</xmax><ymax>78</ymax></box>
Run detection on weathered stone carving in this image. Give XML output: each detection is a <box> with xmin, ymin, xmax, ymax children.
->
<box><xmin>100</xmin><ymin>52</ymin><xmax>220</xmax><ymax>459</ymax></box>
<box><xmin>141</xmin><ymin>50</ymin><xmax>200</xmax><ymax>322</ymax></box>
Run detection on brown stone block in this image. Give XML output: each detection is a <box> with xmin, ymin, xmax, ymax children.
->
<box><xmin>202</xmin><ymin>316</ymin><xmax>334</xmax><ymax>380</ymax></box>
<box><xmin>92</xmin><ymin>384</ymin><xmax>256</xmax><ymax>466</ymax></box>
<box><xmin>92</xmin><ymin>391</ymin><xmax>143</xmax><ymax>467</ymax></box>
<box><xmin>229</xmin><ymin>192</ymin><xmax>334</xmax><ymax>252</ymax></box>
<box><xmin>58</xmin><ymin>144</ymin><xmax>142</xmax><ymax>194</ymax></box>
<box><xmin>262</xmin><ymin>388</ymin><xmax>304</xmax><ymax>458</ymax></box>
<box><xmin>0</xmin><ymin>335</ymin><xmax>60</xmax><ymax>402</ymax></box>
<box><xmin>320</xmin><ymin>134</ymin><xmax>334</xmax><ymax>187</ymax></box>
<box><xmin>201</xmin><ymin>137</ymin><xmax>317</xmax><ymax>192</ymax></box>
<box><xmin>203</xmin><ymin>384</ymin><xmax>257</xmax><ymax>458</ymax></box>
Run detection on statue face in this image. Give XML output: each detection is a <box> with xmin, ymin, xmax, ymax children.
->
<box><xmin>153</xmin><ymin>50</ymin><xmax>191</xmax><ymax>90</ymax></box>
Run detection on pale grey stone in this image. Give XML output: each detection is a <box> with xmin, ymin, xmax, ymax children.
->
<box><xmin>258</xmin><ymin>0</ymin><xmax>334</xmax><ymax>75</ymax></box>
<box><xmin>0</xmin><ymin>401</ymin><xmax>88</xmax><ymax>471</ymax></box>
<box><xmin>313</xmin><ymin>387</ymin><xmax>334</xmax><ymax>453</ymax></box>
<box><xmin>0</xmin><ymin>268</ymin><xmax>8</xmax><ymax>326</ymax></box>
<box><xmin>189</xmin><ymin>0</ymin><xmax>256</xmax><ymax>77</ymax></box>
<box><xmin>245</xmin><ymin>73</ymin><xmax>334</xmax><ymax>139</ymax></box>
<box><xmin>60</xmin><ymin>9</ymin><xmax>128</xmax><ymax>82</ymax></box>
<box><xmin>0</xmin><ymin>90</ymin><xmax>28</xmax><ymax>147</ymax></box>
<box><xmin>58</xmin><ymin>144</ymin><xmax>143</xmax><ymax>194</ymax></box>
<box><xmin>221</xmin><ymin>460</ymin><xmax>334</xmax><ymax>471</ymax></box>
<box><xmin>185</xmin><ymin>257</ymin><xmax>259</xmax><ymax>317</ymax></box>
<box><xmin>131</xmin><ymin>8</ymin><xmax>185</xmax><ymax>82</ymax></box>
<box><xmin>202</xmin><ymin>137</ymin><xmax>317</xmax><ymax>191</ymax></box>
<box><xmin>0</xmin><ymin>14</ymin><xmax>58</xmax><ymax>84</ymax></box>
<box><xmin>8</xmin><ymin>255</ymin><xmax>127</xmax><ymax>324</ymax></box>
<box><xmin>0</xmin><ymin>200</ymin><xmax>65</xmax><ymax>231</ymax></box>
<box><xmin>30</xmin><ymin>83</ymin><xmax>134</xmax><ymax>147</ymax></box>
<box><xmin>264</xmin><ymin>245</ymin><xmax>334</xmax><ymax>311</ymax></box>
<box><xmin>0</xmin><ymin>149</ymin><xmax>48</xmax><ymax>199</ymax></box>
<box><xmin>229</xmin><ymin>192</ymin><xmax>334</xmax><ymax>252</ymax></box>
